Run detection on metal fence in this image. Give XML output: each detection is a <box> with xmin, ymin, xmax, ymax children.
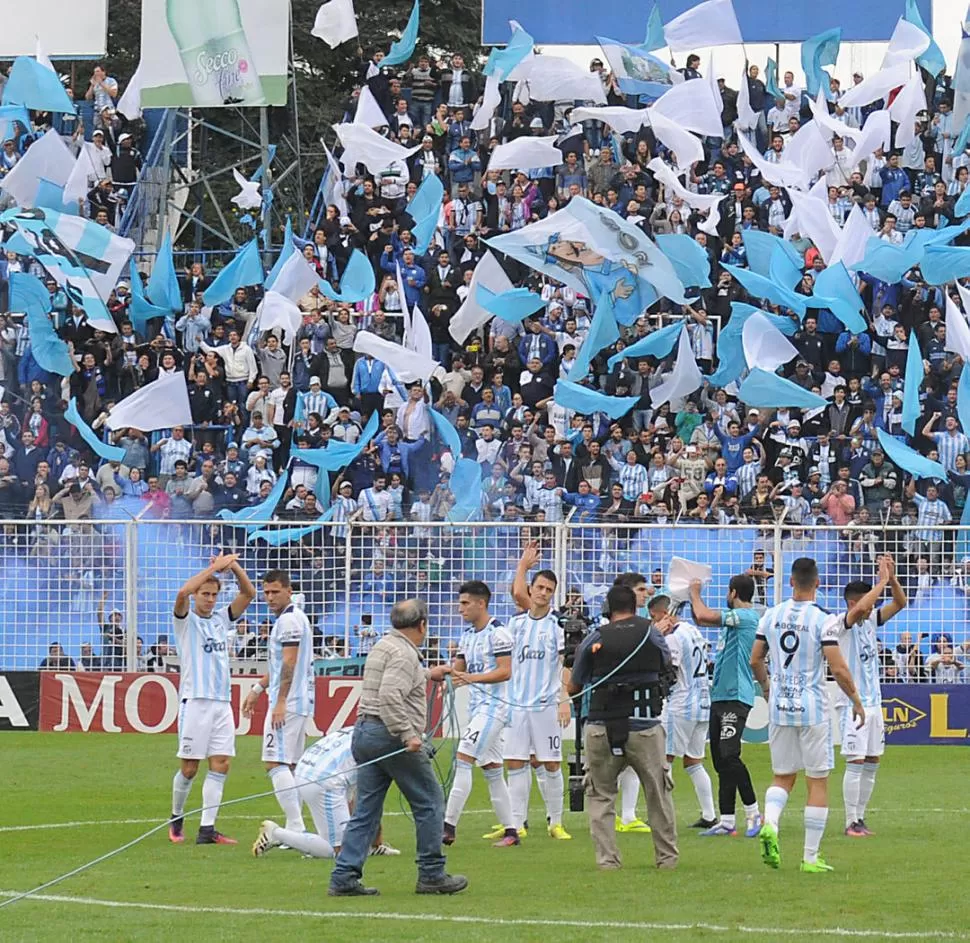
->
<box><xmin>2</xmin><ymin>519</ymin><xmax>967</xmax><ymax>681</ymax></box>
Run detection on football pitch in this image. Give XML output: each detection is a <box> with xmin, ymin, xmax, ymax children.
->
<box><xmin>1</xmin><ymin>734</ymin><xmax>966</xmax><ymax>943</ymax></box>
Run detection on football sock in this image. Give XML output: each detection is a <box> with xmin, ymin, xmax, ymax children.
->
<box><xmin>272</xmin><ymin>825</ymin><xmax>334</xmax><ymax>858</ymax></box>
<box><xmin>843</xmin><ymin>763</ymin><xmax>863</xmax><ymax>827</ymax></box>
<box><xmin>544</xmin><ymin>769</ymin><xmax>564</xmax><ymax>826</ymax></box>
<box><xmin>172</xmin><ymin>770</ymin><xmax>194</xmax><ymax>817</ymax></box>
<box><xmin>445</xmin><ymin>760</ymin><xmax>474</xmax><ymax>827</ymax></box>
<box><xmin>268</xmin><ymin>765</ymin><xmax>304</xmax><ymax>831</ymax></box>
<box><xmin>686</xmin><ymin>763</ymin><xmax>716</xmax><ymax>822</ymax></box>
<box><xmin>508</xmin><ymin>766</ymin><xmax>531</xmax><ymax>830</ymax></box>
<box><xmin>858</xmin><ymin>762</ymin><xmax>879</xmax><ymax>820</ymax></box>
<box><xmin>803</xmin><ymin>806</ymin><xmax>828</xmax><ymax>864</ymax></box>
<box><xmin>483</xmin><ymin>766</ymin><xmax>514</xmax><ymax>830</ymax></box>
<box><xmin>720</xmin><ymin>814</ymin><xmax>736</xmax><ymax>830</ymax></box>
<box><xmin>618</xmin><ymin>767</ymin><xmax>641</xmax><ymax>824</ymax></box>
<box><xmin>764</xmin><ymin>785</ymin><xmax>789</xmax><ymax>830</ymax></box>
<box><xmin>200</xmin><ymin>771</ymin><xmax>226</xmax><ymax>828</ymax></box>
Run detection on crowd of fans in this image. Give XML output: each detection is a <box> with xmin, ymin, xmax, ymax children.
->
<box><xmin>3</xmin><ymin>46</ymin><xmax>970</xmax><ymax>672</ymax></box>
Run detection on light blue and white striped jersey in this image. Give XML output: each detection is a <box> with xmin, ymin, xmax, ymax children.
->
<box><xmin>508</xmin><ymin>611</ymin><xmax>564</xmax><ymax>711</ymax></box>
<box><xmin>834</xmin><ymin>612</ymin><xmax>881</xmax><ymax>708</ymax></box>
<box><xmin>931</xmin><ymin>431</ymin><xmax>969</xmax><ymax>474</ymax></box>
<box><xmin>295</xmin><ymin>727</ymin><xmax>356</xmax><ymax>792</ymax></box>
<box><xmin>757</xmin><ymin>599</ymin><xmax>839</xmax><ymax>727</ymax></box>
<box><xmin>172</xmin><ymin>605</ymin><xmax>235</xmax><ymax>701</ymax></box>
<box><xmin>458</xmin><ymin>618</ymin><xmax>513</xmax><ymax>719</ymax></box>
<box><xmin>665</xmin><ymin>621</ymin><xmax>711</xmax><ymax>722</ymax></box>
<box><xmin>268</xmin><ymin>604</ymin><xmax>315</xmax><ymax>716</ymax></box>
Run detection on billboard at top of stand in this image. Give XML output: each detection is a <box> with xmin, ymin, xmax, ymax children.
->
<box><xmin>0</xmin><ymin>0</ymin><xmax>108</xmax><ymax>58</ymax></box>
<box><xmin>481</xmin><ymin>0</ymin><xmax>933</xmax><ymax>46</ymax></box>
<box><xmin>139</xmin><ymin>0</ymin><xmax>290</xmax><ymax>109</ymax></box>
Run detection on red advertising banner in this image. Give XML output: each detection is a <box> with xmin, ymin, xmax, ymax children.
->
<box><xmin>39</xmin><ymin>673</ymin><xmax>365</xmax><ymax>736</ymax></box>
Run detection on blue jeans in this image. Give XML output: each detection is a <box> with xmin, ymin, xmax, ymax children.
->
<box><xmin>330</xmin><ymin>720</ymin><xmax>446</xmax><ymax>888</ymax></box>
<box><xmin>226</xmin><ymin>379</ymin><xmax>250</xmax><ymax>422</ymax></box>
<box><xmin>412</xmin><ymin>101</ymin><xmax>434</xmax><ymax>132</ymax></box>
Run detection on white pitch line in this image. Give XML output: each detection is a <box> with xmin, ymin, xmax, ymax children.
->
<box><xmin>0</xmin><ymin>891</ymin><xmax>964</xmax><ymax>939</ymax></box>
<box><xmin>1</xmin><ymin>806</ymin><xmax>964</xmax><ymax>835</ymax></box>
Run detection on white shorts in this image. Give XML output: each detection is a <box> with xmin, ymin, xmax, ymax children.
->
<box><xmin>769</xmin><ymin>723</ymin><xmax>834</xmax><ymax>777</ymax></box>
<box><xmin>177</xmin><ymin>698</ymin><xmax>235</xmax><ymax>759</ymax></box>
<box><xmin>261</xmin><ymin>711</ymin><xmax>308</xmax><ymax>765</ymax></box>
<box><xmin>837</xmin><ymin>706</ymin><xmax>885</xmax><ymax>760</ymax></box>
<box><xmin>663</xmin><ymin>715</ymin><xmax>708</xmax><ymax>759</ymax></box>
<box><xmin>458</xmin><ymin>710</ymin><xmax>508</xmax><ymax>767</ymax></box>
<box><xmin>298</xmin><ymin>779</ymin><xmax>351</xmax><ymax>847</ymax></box>
<box><xmin>503</xmin><ymin>705</ymin><xmax>563</xmax><ymax>762</ymax></box>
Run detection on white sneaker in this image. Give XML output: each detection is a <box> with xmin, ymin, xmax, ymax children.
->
<box><xmin>369</xmin><ymin>842</ymin><xmax>401</xmax><ymax>856</ymax></box>
<box><xmin>252</xmin><ymin>820</ymin><xmax>280</xmax><ymax>857</ymax></box>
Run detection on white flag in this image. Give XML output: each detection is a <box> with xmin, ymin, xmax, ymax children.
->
<box><xmin>312</xmin><ymin>0</ymin><xmax>359</xmax><ymax>48</ymax></box>
<box><xmin>945</xmin><ymin>288</ymin><xmax>970</xmax><ymax>361</ymax></box>
<box><xmin>257</xmin><ymin>291</ymin><xmax>304</xmax><ymax>341</ymax></box>
<box><xmin>890</xmin><ymin>74</ymin><xmax>928</xmax><ymax>148</ymax></box>
<box><xmin>353</xmin><ymin>85</ymin><xmax>388</xmax><ymax>128</ymax></box>
<box><xmin>471</xmin><ymin>74</ymin><xmax>503</xmax><ymax>132</ymax></box>
<box><xmin>736</xmin><ymin>132</ymin><xmax>807</xmax><ymax>191</ymax></box>
<box><xmin>487</xmin><ymin>135</ymin><xmax>562</xmax><ymax>172</ymax></box>
<box><xmin>570</xmin><ymin>106</ymin><xmax>649</xmax><ymax>135</ymax></box>
<box><xmin>650</xmin><ymin>326</ymin><xmax>702</xmax><ymax>407</ymax></box>
<box><xmin>787</xmin><ymin>189</ymin><xmax>842</xmax><ymax>262</ymax></box>
<box><xmin>649</xmin><ymin>110</ymin><xmax>703</xmax><ymax>171</ymax></box>
<box><xmin>322</xmin><ymin>142</ymin><xmax>348</xmax><ymax>215</ymax></box>
<box><xmin>882</xmin><ymin>18</ymin><xmax>931</xmax><ymax>69</ymax></box>
<box><xmin>647</xmin><ymin>158</ymin><xmax>724</xmax><ymax>235</ymax></box>
<box><xmin>512</xmin><ymin>56</ymin><xmax>607</xmax><ymax>105</ymax></box>
<box><xmin>35</xmin><ymin>37</ymin><xmax>55</xmax><ymax>73</ymax></box>
<box><xmin>785</xmin><ymin>120</ymin><xmax>837</xmax><ymax>185</ymax></box>
<box><xmin>271</xmin><ymin>250</ymin><xmax>319</xmax><ymax>302</ymax></box>
<box><xmin>838</xmin><ymin>63</ymin><xmax>910</xmax><ymax>109</ymax></box>
<box><xmin>117</xmin><ymin>64</ymin><xmax>144</xmax><ymax>121</ymax></box>
<box><xmin>449</xmin><ymin>252</ymin><xmax>515</xmax><ymax>344</ymax></box>
<box><xmin>736</xmin><ymin>68</ymin><xmax>758</xmax><ymax>132</ymax></box>
<box><xmin>106</xmin><ymin>371</ymin><xmax>193</xmax><ymax>432</ymax></box>
<box><xmin>230</xmin><ymin>168</ymin><xmax>262</xmax><ymax>210</ymax></box>
<box><xmin>0</xmin><ymin>128</ymin><xmax>75</xmax><ymax>206</ymax></box>
<box><xmin>742</xmin><ymin>312</ymin><xmax>798</xmax><ymax>371</ymax></box>
<box><xmin>664</xmin><ymin>0</ymin><xmax>743</xmax><ymax>53</ymax></box>
<box><xmin>353</xmin><ymin>331</ymin><xmax>438</xmax><ymax>383</ymax></box>
<box><xmin>830</xmin><ymin>204</ymin><xmax>874</xmax><ymax>270</ymax></box>
<box><xmin>650</xmin><ymin>73</ymin><xmax>724</xmax><ymax>139</ymax></box>
<box><xmin>333</xmin><ymin>123</ymin><xmax>420</xmax><ymax>174</ymax></box>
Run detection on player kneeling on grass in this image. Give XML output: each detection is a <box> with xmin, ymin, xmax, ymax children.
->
<box><xmin>442</xmin><ymin>581</ymin><xmax>518</xmax><ymax>848</ymax></box>
<box><xmin>169</xmin><ymin>554</ymin><xmax>256</xmax><ymax>845</ymax></box>
<box><xmin>650</xmin><ymin>593</ymin><xmax>718</xmax><ymax>830</ymax></box>
<box><xmin>836</xmin><ymin>555</ymin><xmax>906</xmax><ymax>837</ymax></box>
<box><xmin>751</xmin><ymin>556</ymin><xmax>866</xmax><ymax>874</ymax></box>
<box><xmin>252</xmin><ymin>727</ymin><xmax>400</xmax><ymax>858</ymax></box>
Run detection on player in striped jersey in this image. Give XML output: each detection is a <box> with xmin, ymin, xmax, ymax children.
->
<box><xmin>442</xmin><ymin>581</ymin><xmax>518</xmax><ymax>847</ymax></box>
<box><xmin>651</xmin><ymin>593</ymin><xmax>717</xmax><ymax>829</ymax></box>
<box><xmin>241</xmin><ymin>570</ymin><xmax>316</xmax><ymax>834</ymax></box>
<box><xmin>169</xmin><ymin>553</ymin><xmax>256</xmax><ymax>845</ymax></box>
<box><xmin>751</xmin><ymin>557</ymin><xmax>865</xmax><ymax>873</ymax></box>
<box><xmin>505</xmin><ymin>540</ymin><xmax>572</xmax><ymax>840</ymax></box>
<box><xmin>835</xmin><ymin>556</ymin><xmax>906</xmax><ymax>837</ymax></box>
<box><xmin>251</xmin><ymin>728</ymin><xmax>400</xmax><ymax>859</ymax></box>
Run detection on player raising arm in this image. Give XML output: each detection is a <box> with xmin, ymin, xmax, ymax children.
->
<box><xmin>169</xmin><ymin>553</ymin><xmax>256</xmax><ymax>845</ymax></box>
<box><xmin>750</xmin><ymin>557</ymin><xmax>865</xmax><ymax>874</ymax></box>
<box><xmin>836</xmin><ymin>555</ymin><xmax>907</xmax><ymax>837</ymax></box>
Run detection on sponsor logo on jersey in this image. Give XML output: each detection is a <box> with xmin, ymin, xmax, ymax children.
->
<box><xmin>518</xmin><ymin>645</ymin><xmax>545</xmax><ymax>663</ymax></box>
<box><xmin>202</xmin><ymin>638</ymin><xmax>227</xmax><ymax>653</ymax></box>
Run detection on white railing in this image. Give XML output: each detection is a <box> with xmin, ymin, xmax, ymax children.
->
<box><xmin>2</xmin><ymin>519</ymin><xmax>967</xmax><ymax>682</ymax></box>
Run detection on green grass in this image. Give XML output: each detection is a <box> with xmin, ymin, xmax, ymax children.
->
<box><xmin>1</xmin><ymin>734</ymin><xmax>966</xmax><ymax>943</ymax></box>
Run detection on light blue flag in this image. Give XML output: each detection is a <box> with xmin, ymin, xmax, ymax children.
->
<box><xmin>430</xmin><ymin>407</ymin><xmax>462</xmax><ymax>458</ymax></box>
<box><xmin>1</xmin><ymin>56</ymin><xmax>75</xmax><ymax>113</ymax></box>
<box><xmin>65</xmin><ymin>398</ymin><xmax>127</xmax><ymax>463</ymax></box>
<box><xmin>147</xmin><ymin>232</ymin><xmax>182</xmax><ymax>312</ymax></box>
<box><xmin>801</xmin><ymin>28</ymin><xmax>841</xmax><ymax>100</ymax></box>
<box><xmin>128</xmin><ymin>258</ymin><xmax>170</xmax><ymax>336</ymax></box>
<box><xmin>902</xmin><ymin>329</ymin><xmax>924</xmax><ymax>436</ymax></box>
<box><xmin>264</xmin><ymin>217</ymin><xmax>295</xmax><ymax>291</ymax></box>
<box><xmin>247</xmin><ymin>519</ymin><xmax>326</xmax><ymax>545</ymax></box>
<box><xmin>956</xmin><ymin>181</ymin><xmax>970</xmax><ymax>219</ymax></box>
<box><xmin>737</xmin><ymin>369</ymin><xmax>828</xmax><ymax>409</ymax></box>
<box><xmin>10</xmin><ymin>273</ymin><xmax>75</xmax><ymax>377</ymax></box>
<box><xmin>905</xmin><ymin>0</ymin><xmax>946</xmax><ymax>78</ymax></box>
<box><xmin>655</xmin><ymin>234</ymin><xmax>711</xmax><ymax>289</ymax></box>
<box><xmin>484</xmin><ymin>22</ymin><xmax>534</xmax><ymax>78</ymax></box>
<box><xmin>853</xmin><ymin>229</ymin><xmax>942</xmax><ymax>283</ymax></box>
<box><xmin>765</xmin><ymin>57</ymin><xmax>782</xmax><ymax>100</ymax></box>
<box><xmin>708</xmin><ymin>302</ymin><xmax>799</xmax><ymax>386</ymax></box>
<box><xmin>412</xmin><ymin>211</ymin><xmax>438</xmax><ymax>255</ymax></box>
<box><xmin>571</xmin><ymin>290</ymin><xmax>620</xmax><ymax>379</ymax></box>
<box><xmin>476</xmin><ymin>285</ymin><xmax>546</xmax><ymax>320</ymax></box>
<box><xmin>448</xmin><ymin>457</ymin><xmax>484</xmax><ymax>522</ymax></box>
<box><xmin>607</xmin><ymin>319</ymin><xmax>681</xmax><ymax>369</ymax></box>
<box><xmin>408</xmin><ymin>172</ymin><xmax>444</xmax><ymax>225</ymax></box>
<box><xmin>35</xmin><ymin>178</ymin><xmax>75</xmax><ymax>215</ymax></box>
<box><xmin>554</xmin><ymin>379</ymin><xmax>639</xmax><ymax>419</ymax></box>
<box><xmin>218</xmin><ymin>471</ymin><xmax>290</xmax><ymax>523</ymax></box>
<box><xmin>320</xmin><ymin>249</ymin><xmax>376</xmax><ymax>303</ymax></box>
<box><xmin>202</xmin><ymin>240</ymin><xmax>264</xmax><ymax>306</ymax></box>
<box><xmin>812</xmin><ymin>263</ymin><xmax>868</xmax><ymax>333</ymax></box>
<box><xmin>289</xmin><ymin>411</ymin><xmax>381</xmax><ymax>472</ymax></box>
<box><xmin>642</xmin><ymin>4</ymin><xmax>665</xmax><ymax>52</ymax></box>
<box><xmin>876</xmin><ymin>428</ymin><xmax>948</xmax><ymax>481</ymax></box>
<box><xmin>722</xmin><ymin>262</ymin><xmax>808</xmax><ymax>314</ymax></box>
<box><xmin>958</xmin><ymin>358</ymin><xmax>970</xmax><ymax>438</ymax></box>
<box><xmin>0</xmin><ymin>104</ymin><xmax>32</xmax><ymax>143</ymax></box>
<box><xmin>919</xmin><ymin>244</ymin><xmax>970</xmax><ymax>285</ymax></box>
<box><xmin>597</xmin><ymin>37</ymin><xmax>679</xmax><ymax>97</ymax></box>
<box><xmin>742</xmin><ymin>230</ymin><xmax>802</xmax><ymax>283</ymax></box>
<box><xmin>382</xmin><ymin>0</ymin><xmax>420</xmax><ymax>68</ymax></box>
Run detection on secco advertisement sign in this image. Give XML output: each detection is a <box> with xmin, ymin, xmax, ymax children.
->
<box><xmin>139</xmin><ymin>0</ymin><xmax>289</xmax><ymax>109</ymax></box>
<box><xmin>0</xmin><ymin>1</ymin><xmax>108</xmax><ymax>58</ymax></box>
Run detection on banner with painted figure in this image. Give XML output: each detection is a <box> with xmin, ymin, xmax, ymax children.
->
<box><xmin>139</xmin><ymin>0</ymin><xmax>290</xmax><ymax>108</ymax></box>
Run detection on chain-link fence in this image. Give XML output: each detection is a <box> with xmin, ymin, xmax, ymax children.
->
<box><xmin>2</xmin><ymin>519</ymin><xmax>967</xmax><ymax>681</ymax></box>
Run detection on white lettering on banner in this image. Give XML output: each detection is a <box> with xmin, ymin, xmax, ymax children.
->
<box><xmin>124</xmin><ymin>676</ymin><xmax>179</xmax><ymax>734</ymax></box>
<box><xmin>327</xmin><ymin>679</ymin><xmax>362</xmax><ymax>734</ymax></box>
<box><xmin>54</xmin><ymin>674</ymin><xmax>122</xmax><ymax>733</ymax></box>
<box><xmin>0</xmin><ymin>677</ymin><xmax>28</xmax><ymax>728</ymax></box>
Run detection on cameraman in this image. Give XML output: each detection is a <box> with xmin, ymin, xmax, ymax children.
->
<box><xmin>568</xmin><ymin>584</ymin><xmax>678</xmax><ymax>871</ymax></box>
